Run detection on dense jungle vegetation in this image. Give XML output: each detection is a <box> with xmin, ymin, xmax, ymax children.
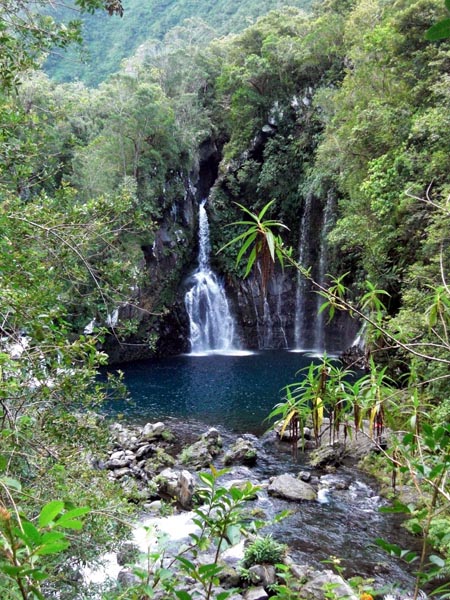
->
<box><xmin>1</xmin><ymin>0</ymin><xmax>450</xmax><ymax>597</ymax></box>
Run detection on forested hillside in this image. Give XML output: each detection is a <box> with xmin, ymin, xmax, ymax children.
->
<box><xmin>44</xmin><ymin>0</ymin><xmax>313</xmax><ymax>85</ymax></box>
<box><xmin>1</xmin><ymin>0</ymin><xmax>450</xmax><ymax>597</ymax></box>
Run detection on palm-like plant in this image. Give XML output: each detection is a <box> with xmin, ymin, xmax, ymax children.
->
<box><xmin>219</xmin><ymin>200</ymin><xmax>288</xmax><ymax>291</ymax></box>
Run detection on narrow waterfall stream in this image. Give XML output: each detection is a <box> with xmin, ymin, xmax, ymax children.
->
<box><xmin>184</xmin><ymin>200</ymin><xmax>236</xmax><ymax>354</ymax></box>
<box><xmin>313</xmin><ymin>191</ymin><xmax>336</xmax><ymax>352</ymax></box>
<box><xmin>294</xmin><ymin>193</ymin><xmax>313</xmax><ymax>350</ymax></box>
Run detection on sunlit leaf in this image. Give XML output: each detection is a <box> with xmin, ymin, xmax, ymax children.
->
<box><xmin>38</xmin><ymin>501</ymin><xmax>64</xmax><ymax>528</ymax></box>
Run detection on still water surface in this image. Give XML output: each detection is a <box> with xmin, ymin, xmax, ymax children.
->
<box><xmin>106</xmin><ymin>350</ymin><xmax>321</xmax><ymax>433</ymax></box>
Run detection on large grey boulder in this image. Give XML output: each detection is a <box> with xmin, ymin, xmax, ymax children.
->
<box><xmin>224</xmin><ymin>437</ymin><xmax>257</xmax><ymax>466</ymax></box>
<box><xmin>268</xmin><ymin>473</ymin><xmax>317</xmax><ymax>501</ymax></box>
<box><xmin>181</xmin><ymin>428</ymin><xmax>223</xmax><ymax>470</ymax></box>
<box><xmin>202</xmin><ymin>427</ymin><xmax>223</xmax><ymax>455</ymax></box>
<box><xmin>141</xmin><ymin>421</ymin><xmax>167</xmax><ymax>441</ymax></box>
<box><xmin>181</xmin><ymin>440</ymin><xmax>214</xmax><ymax>470</ymax></box>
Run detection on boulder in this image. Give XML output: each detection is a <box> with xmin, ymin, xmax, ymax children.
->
<box><xmin>112</xmin><ymin>467</ymin><xmax>132</xmax><ymax>479</ymax></box>
<box><xmin>141</xmin><ymin>422</ymin><xmax>167</xmax><ymax>441</ymax></box>
<box><xmin>117</xmin><ymin>569</ymin><xmax>141</xmax><ymax>587</ymax></box>
<box><xmin>178</xmin><ymin>470</ymin><xmax>196</xmax><ymax>509</ymax></box>
<box><xmin>248</xmin><ymin>564</ymin><xmax>276</xmax><ymax>587</ymax></box>
<box><xmin>135</xmin><ymin>443</ymin><xmax>155</xmax><ymax>460</ymax></box>
<box><xmin>217</xmin><ymin>562</ymin><xmax>242</xmax><ymax>588</ymax></box>
<box><xmin>181</xmin><ymin>440</ymin><xmax>214</xmax><ymax>470</ymax></box>
<box><xmin>157</xmin><ymin>468</ymin><xmax>196</xmax><ymax>508</ymax></box>
<box><xmin>300</xmin><ymin>569</ymin><xmax>358</xmax><ymax>600</ymax></box>
<box><xmin>224</xmin><ymin>437</ymin><xmax>257</xmax><ymax>466</ymax></box>
<box><xmin>268</xmin><ymin>474</ymin><xmax>317</xmax><ymax>502</ymax></box>
<box><xmin>308</xmin><ymin>443</ymin><xmax>346</xmax><ymax>469</ymax></box>
<box><xmin>201</xmin><ymin>427</ymin><xmax>223</xmax><ymax>456</ymax></box>
<box><xmin>244</xmin><ymin>587</ymin><xmax>269</xmax><ymax>600</ymax></box>
<box><xmin>142</xmin><ymin>448</ymin><xmax>175</xmax><ymax>476</ymax></box>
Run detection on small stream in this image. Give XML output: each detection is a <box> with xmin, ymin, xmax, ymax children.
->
<box><xmin>102</xmin><ymin>351</ymin><xmax>421</xmax><ymax>593</ymax></box>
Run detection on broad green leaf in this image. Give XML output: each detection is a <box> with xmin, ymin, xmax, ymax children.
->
<box><xmin>217</xmin><ymin>592</ymin><xmax>234</xmax><ymax>600</ymax></box>
<box><xmin>378</xmin><ymin>501</ymin><xmax>413</xmax><ymax>514</ymax></box>
<box><xmin>35</xmin><ymin>540</ymin><xmax>70</xmax><ymax>555</ymax></box>
<box><xmin>175</xmin><ymin>591</ymin><xmax>192</xmax><ymax>600</ymax></box>
<box><xmin>257</xmin><ymin>200</ymin><xmax>276</xmax><ymax>221</ymax></box>
<box><xmin>244</xmin><ymin>246</ymin><xmax>257</xmax><ymax>278</ymax></box>
<box><xmin>219</xmin><ymin>228</ymin><xmax>256</xmax><ymax>252</ymax></box>
<box><xmin>429</xmin><ymin>554</ymin><xmax>446</xmax><ymax>568</ymax></box>
<box><xmin>1</xmin><ymin>564</ymin><xmax>25</xmax><ymax>576</ymax></box>
<box><xmin>0</xmin><ymin>455</ymin><xmax>7</xmax><ymax>472</ymax></box>
<box><xmin>38</xmin><ymin>500</ymin><xmax>64</xmax><ymax>527</ymax></box>
<box><xmin>265</xmin><ymin>229</ymin><xmax>275</xmax><ymax>261</ymax></box>
<box><xmin>235</xmin><ymin>231</ymin><xmax>257</xmax><ymax>265</ymax></box>
<box><xmin>21</xmin><ymin>521</ymin><xmax>42</xmax><ymax>545</ymax></box>
<box><xmin>198</xmin><ymin>472</ymin><xmax>214</xmax><ymax>486</ymax></box>
<box><xmin>177</xmin><ymin>556</ymin><xmax>196</xmax><ymax>572</ymax></box>
<box><xmin>28</xmin><ymin>585</ymin><xmax>46</xmax><ymax>600</ymax></box>
<box><xmin>29</xmin><ymin>569</ymin><xmax>48</xmax><ymax>582</ymax></box>
<box><xmin>425</xmin><ymin>18</ymin><xmax>450</xmax><ymax>40</ymax></box>
<box><xmin>57</xmin><ymin>506</ymin><xmax>90</xmax><ymax>521</ymax></box>
<box><xmin>55</xmin><ymin>519</ymin><xmax>84</xmax><ymax>530</ymax></box>
<box><xmin>41</xmin><ymin>531</ymin><xmax>66</xmax><ymax>543</ymax></box>
<box><xmin>198</xmin><ymin>562</ymin><xmax>221</xmax><ymax>577</ymax></box>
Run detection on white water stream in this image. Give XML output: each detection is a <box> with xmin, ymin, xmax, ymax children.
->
<box><xmin>184</xmin><ymin>200</ymin><xmax>237</xmax><ymax>355</ymax></box>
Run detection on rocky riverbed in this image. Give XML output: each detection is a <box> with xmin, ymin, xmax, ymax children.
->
<box><xmin>85</xmin><ymin>418</ymin><xmax>420</xmax><ymax>599</ymax></box>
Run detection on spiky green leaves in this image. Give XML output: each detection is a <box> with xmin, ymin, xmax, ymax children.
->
<box><xmin>219</xmin><ymin>200</ymin><xmax>288</xmax><ymax>291</ymax></box>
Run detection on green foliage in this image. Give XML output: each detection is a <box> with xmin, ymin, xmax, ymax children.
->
<box><xmin>0</xmin><ymin>484</ymin><xmax>90</xmax><ymax>600</ymax></box>
<box><xmin>426</xmin><ymin>0</ymin><xmax>450</xmax><ymax>39</ymax></box>
<box><xmin>44</xmin><ymin>0</ymin><xmax>314</xmax><ymax>86</ymax></box>
<box><xmin>242</xmin><ymin>535</ymin><xmax>287</xmax><ymax>568</ymax></box>
<box><xmin>109</xmin><ymin>467</ymin><xmax>262</xmax><ymax>599</ymax></box>
<box><xmin>219</xmin><ymin>200</ymin><xmax>288</xmax><ymax>288</ymax></box>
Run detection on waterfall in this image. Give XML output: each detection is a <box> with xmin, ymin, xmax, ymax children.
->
<box><xmin>294</xmin><ymin>193</ymin><xmax>313</xmax><ymax>349</ymax></box>
<box><xmin>313</xmin><ymin>191</ymin><xmax>336</xmax><ymax>352</ymax></box>
<box><xmin>184</xmin><ymin>201</ymin><xmax>236</xmax><ymax>354</ymax></box>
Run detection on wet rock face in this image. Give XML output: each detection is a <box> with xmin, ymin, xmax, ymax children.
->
<box><xmin>230</xmin><ymin>272</ymin><xmax>297</xmax><ymax>350</ymax></box>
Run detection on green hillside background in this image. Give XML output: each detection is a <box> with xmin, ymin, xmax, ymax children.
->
<box><xmin>45</xmin><ymin>0</ymin><xmax>313</xmax><ymax>85</ymax></box>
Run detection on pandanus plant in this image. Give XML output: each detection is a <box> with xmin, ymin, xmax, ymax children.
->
<box><xmin>218</xmin><ymin>200</ymin><xmax>288</xmax><ymax>292</ymax></box>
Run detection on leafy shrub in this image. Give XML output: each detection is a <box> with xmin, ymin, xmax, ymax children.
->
<box><xmin>242</xmin><ymin>535</ymin><xmax>287</xmax><ymax>568</ymax></box>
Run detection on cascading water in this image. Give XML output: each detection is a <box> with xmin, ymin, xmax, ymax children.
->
<box><xmin>184</xmin><ymin>200</ymin><xmax>236</xmax><ymax>354</ymax></box>
<box><xmin>313</xmin><ymin>191</ymin><xmax>336</xmax><ymax>351</ymax></box>
<box><xmin>294</xmin><ymin>193</ymin><xmax>313</xmax><ymax>350</ymax></box>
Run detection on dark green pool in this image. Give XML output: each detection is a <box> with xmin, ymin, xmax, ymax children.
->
<box><xmin>105</xmin><ymin>350</ymin><xmax>324</xmax><ymax>434</ymax></box>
